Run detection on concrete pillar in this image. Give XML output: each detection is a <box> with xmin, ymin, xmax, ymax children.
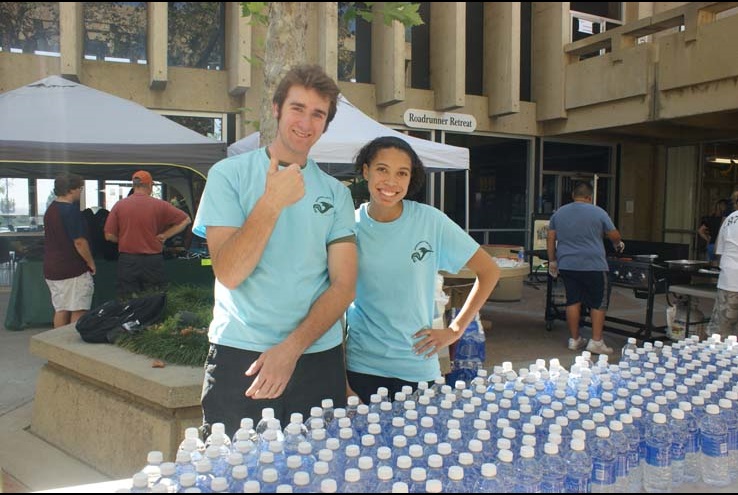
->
<box><xmin>485</xmin><ymin>2</ymin><xmax>521</xmax><ymax>117</ymax></box>
<box><xmin>148</xmin><ymin>2</ymin><xmax>167</xmax><ymax>90</ymax></box>
<box><xmin>372</xmin><ymin>2</ymin><xmax>405</xmax><ymax>106</ymax></box>
<box><xmin>226</xmin><ymin>2</ymin><xmax>251</xmax><ymax>95</ymax></box>
<box><xmin>59</xmin><ymin>2</ymin><xmax>83</xmax><ymax>81</ymax></box>
<box><xmin>318</xmin><ymin>3</ymin><xmax>338</xmax><ymax>81</ymax></box>
<box><xmin>531</xmin><ymin>2</ymin><xmax>569</xmax><ymax>121</ymax></box>
<box><xmin>430</xmin><ymin>3</ymin><xmax>465</xmax><ymax>110</ymax></box>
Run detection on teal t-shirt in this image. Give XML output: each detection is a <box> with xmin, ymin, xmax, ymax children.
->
<box><xmin>346</xmin><ymin>200</ymin><xmax>479</xmax><ymax>382</ymax></box>
<box><xmin>192</xmin><ymin>147</ymin><xmax>356</xmax><ymax>353</ymax></box>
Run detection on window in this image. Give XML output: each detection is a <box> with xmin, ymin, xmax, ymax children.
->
<box><xmin>409</xmin><ymin>2</ymin><xmax>430</xmax><ymax>90</ymax></box>
<box><xmin>337</xmin><ymin>2</ymin><xmax>371</xmax><ymax>83</ymax></box>
<box><xmin>0</xmin><ymin>178</ymin><xmax>30</xmax><ymax>232</ymax></box>
<box><xmin>570</xmin><ymin>2</ymin><xmax>622</xmax><ymax>59</ymax></box>
<box><xmin>37</xmin><ymin>179</ymin><xmax>55</xmax><ymax>215</ymax></box>
<box><xmin>465</xmin><ymin>2</ymin><xmax>483</xmax><ymax>96</ymax></box>
<box><xmin>83</xmin><ymin>2</ymin><xmax>147</xmax><ymax>64</ymax></box>
<box><xmin>0</xmin><ymin>2</ymin><xmax>59</xmax><ymax>56</ymax></box>
<box><xmin>163</xmin><ymin>114</ymin><xmax>223</xmax><ymax>141</ymax></box>
<box><xmin>103</xmin><ymin>180</ymin><xmax>162</xmax><ymax>211</ymax></box>
<box><xmin>168</xmin><ymin>2</ymin><xmax>225</xmax><ymax>70</ymax></box>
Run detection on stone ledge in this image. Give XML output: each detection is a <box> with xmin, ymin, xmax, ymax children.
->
<box><xmin>30</xmin><ymin>326</ymin><xmax>203</xmax><ymax>409</ymax></box>
<box><xmin>29</xmin><ymin>325</ymin><xmax>204</xmax><ymax>478</ymax></box>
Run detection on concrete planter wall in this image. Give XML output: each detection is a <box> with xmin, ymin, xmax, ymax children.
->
<box><xmin>29</xmin><ymin>326</ymin><xmax>204</xmax><ymax>478</ymax></box>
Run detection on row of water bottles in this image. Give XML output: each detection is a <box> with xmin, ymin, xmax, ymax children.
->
<box><xmin>127</xmin><ymin>333</ymin><xmax>738</xmax><ymax>492</ymax></box>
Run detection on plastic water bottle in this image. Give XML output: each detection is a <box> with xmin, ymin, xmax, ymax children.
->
<box><xmin>205</xmin><ymin>423</ymin><xmax>232</xmax><ymax>451</ymax></box>
<box><xmin>228</xmin><ymin>464</ymin><xmax>248</xmax><ymax>493</ymax></box>
<box><xmin>178</xmin><ymin>472</ymin><xmax>197</xmax><ymax>493</ymax></box>
<box><xmin>444</xmin><ymin>465</ymin><xmax>468</xmax><ymax>493</ymax></box>
<box><xmin>210</xmin><ymin>476</ymin><xmax>228</xmax><ymax>493</ymax></box>
<box><xmin>700</xmin><ymin>403</ymin><xmax>731</xmax><ymax>486</ymax></box>
<box><xmin>174</xmin><ymin>449</ymin><xmax>196</xmax><ymax>478</ymax></box>
<box><xmin>473</xmin><ymin>462</ymin><xmax>503</xmax><ymax>492</ymax></box>
<box><xmin>309</xmin><ymin>461</ymin><xmax>330</xmax><ymax>492</ymax></box>
<box><xmin>142</xmin><ymin>450</ymin><xmax>164</xmax><ymax>486</ymax></box>
<box><xmin>259</xmin><ymin>467</ymin><xmax>279</xmax><ymax>493</ymax></box>
<box><xmin>608</xmin><ymin>420</ymin><xmax>629</xmax><ymax>492</ymax></box>
<box><xmin>565</xmin><ymin>439</ymin><xmax>592</xmax><ymax>493</ymax></box>
<box><xmin>341</xmin><ymin>467</ymin><xmax>365</xmax><ymax>493</ymax></box>
<box><xmin>668</xmin><ymin>408</ymin><xmax>689</xmax><ymax>489</ymax></box>
<box><xmin>514</xmin><ymin>445</ymin><xmax>542</xmax><ymax>492</ymax></box>
<box><xmin>376</xmin><ymin>465</ymin><xmax>395</xmax><ymax>493</ymax></box>
<box><xmin>718</xmin><ymin>398</ymin><xmax>738</xmax><ymax>481</ymax></box>
<box><xmin>130</xmin><ymin>471</ymin><xmax>150</xmax><ymax>493</ymax></box>
<box><xmin>292</xmin><ymin>471</ymin><xmax>310</xmax><ymax>493</ymax></box>
<box><xmin>676</xmin><ymin>401</ymin><xmax>699</xmax><ymax>484</ymax></box>
<box><xmin>194</xmin><ymin>458</ymin><xmax>214</xmax><ymax>492</ymax></box>
<box><xmin>179</xmin><ymin>427</ymin><xmax>206</xmax><ymax>457</ymax></box>
<box><xmin>157</xmin><ymin>462</ymin><xmax>178</xmax><ymax>492</ymax></box>
<box><xmin>233</xmin><ymin>417</ymin><xmax>257</xmax><ymax>445</ymax></box>
<box><xmin>243</xmin><ymin>479</ymin><xmax>261</xmax><ymax>493</ymax></box>
<box><xmin>392</xmin><ymin>481</ymin><xmax>409</xmax><ymax>493</ymax></box>
<box><xmin>643</xmin><ymin>412</ymin><xmax>672</xmax><ymax>492</ymax></box>
<box><xmin>517</xmin><ymin>247</ymin><xmax>526</xmax><ymax>265</ymax></box>
<box><xmin>539</xmin><ymin>442</ymin><xmax>566</xmax><ymax>493</ymax></box>
<box><xmin>451</xmin><ymin>312</ymin><xmax>486</xmax><ymax>379</ymax></box>
<box><xmin>621</xmin><ymin>337</ymin><xmax>638</xmax><ymax>360</ymax></box>
<box><xmin>590</xmin><ymin>426</ymin><xmax>616</xmax><ymax>493</ymax></box>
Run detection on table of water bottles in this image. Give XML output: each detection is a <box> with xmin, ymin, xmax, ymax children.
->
<box><xmin>118</xmin><ymin>334</ymin><xmax>738</xmax><ymax>493</ymax></box>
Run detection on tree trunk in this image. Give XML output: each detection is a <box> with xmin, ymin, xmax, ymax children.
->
<box><xmin>259</xmin><ymin>3</ymin><xmax>309</xmax><ymax>146</ymax></box>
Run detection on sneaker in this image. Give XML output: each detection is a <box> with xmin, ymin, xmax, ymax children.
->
<box><xmin>568</xmin><ymin>337</ymin><xmax>587</xmax><ymax>351</ymax></box>
<box><xmin>586</xmin><ymin>339</ymin><xmax>613</xmax><ymax>355</ymax></box>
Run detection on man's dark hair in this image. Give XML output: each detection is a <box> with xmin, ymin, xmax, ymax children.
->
<box><xmin>53</xmin><ymin>173</ymin><xmax>83</xmax><ymax>196</ymax></box>
<box><xmin>272</xmin><ymin>64</ymin><xmax>340</xmax><ymax>132</ymax></box>
<box><xmin>572</xmin><ymin>182</ymin><xmax>593</xmax><ymax>199</ymax></box>
<box><xmin>354</xmin><ymin>136</ymin><xmax>426</xmax><ymax>199</ymax></box>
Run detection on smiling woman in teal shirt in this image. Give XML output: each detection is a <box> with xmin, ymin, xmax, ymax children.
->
<box><xmin>345</xmin><ymin>136</ymin><xmax>501</xmax><ymax>403</ymax></box>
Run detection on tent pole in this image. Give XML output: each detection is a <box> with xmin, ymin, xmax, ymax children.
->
<box><xmin>440</xmin><ymin>172</ymin><xmax>445</xmax><ymax>212</ymax></box>
<box><xmin>465</xmin><ymin>169</ymin><xmax>470</xmax><ymax>233</ymax></box>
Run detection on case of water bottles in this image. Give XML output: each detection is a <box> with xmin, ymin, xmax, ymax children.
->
<box><xmin>125</xmin><ymin>333</ymin><xmax>738</xmax><ymax>493</ymax></box>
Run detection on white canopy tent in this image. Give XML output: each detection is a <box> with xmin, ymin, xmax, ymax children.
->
<box><xmin>228</xmin><ymin>95</ymin><xmax>470</xmax><ymax>228</ymax></box>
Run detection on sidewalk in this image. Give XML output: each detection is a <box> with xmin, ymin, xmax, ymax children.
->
<box><xmin>0</xmin><ymin>280</ymin><xmax>704</xmax><ymax>492</ymax></box>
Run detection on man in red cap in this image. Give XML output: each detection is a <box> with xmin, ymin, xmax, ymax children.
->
<box><xmin>104</xmin><ymin>170</ymin><xmax>191</xmax><ymax>298</ymax></box>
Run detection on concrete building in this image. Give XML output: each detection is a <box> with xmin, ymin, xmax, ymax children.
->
<box><xmin>2</xmin><ymin>2</ymin><xmax>738</xmax><ymax>254</ymax></box>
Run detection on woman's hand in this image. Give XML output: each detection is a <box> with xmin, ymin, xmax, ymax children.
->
<box><xmin>412</xmin><ymin>327</ymin><xmax>460</xmax><ymax>358</ymax></box>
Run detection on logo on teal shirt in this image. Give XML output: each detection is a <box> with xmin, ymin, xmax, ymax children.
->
<box><xmin>411</xmin><ymin>241</ymin><xmax>433</xmax><ymax>262</ymax></box>
<box><xmin>313</xmin><ymin>196</ymin><xmax>334</xmax><ymax>214</ymax></box>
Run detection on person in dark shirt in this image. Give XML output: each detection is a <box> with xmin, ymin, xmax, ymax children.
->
<box><xmin>698</xmin><ymin>199</ymin><xmax>728</xmax><ymax>263</ymax></box>
<box><xmin>43</xmin><ymin>174</ymin><xmax>96</xmax><ymax>328</ymax></box>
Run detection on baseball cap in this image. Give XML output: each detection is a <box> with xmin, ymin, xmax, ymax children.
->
<box><xmin>132</xmin><ymin>170</ymin><xmax>153</xmax><ymax>185</ymax></box>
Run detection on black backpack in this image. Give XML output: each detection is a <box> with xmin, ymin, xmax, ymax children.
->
<box><xmin>75</xmin><ymin>293</ymin><xmax>167</xmax><ymax>343</ymax></box>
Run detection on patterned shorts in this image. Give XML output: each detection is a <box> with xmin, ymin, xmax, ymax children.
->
<box><xmin>706</xmin><ymin>288</ymin><xmax>738</xmax><ymax>339</ymax></box>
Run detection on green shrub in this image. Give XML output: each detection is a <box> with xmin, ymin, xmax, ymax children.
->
<box><xmin>115</xmin><ymin>285</ymin><xmax>212</xmax><ymax>367</ymax></box>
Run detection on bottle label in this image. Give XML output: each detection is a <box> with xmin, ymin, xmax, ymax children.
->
<box><xmin>645</xmin><ymin>444</ymin><xmax>670</xmax><ymax>467</ymax></box>
<box><xmin>592</xmin><ymin>460</ymin><xmax>616</xmax><ymax>484</ymax></box>
<box><xmin>670</xmin><ymin>442</ymin><xmax>686</xmax><ymax>461</ymax></box>
<box><xmin>565</xmin><ymin>476</ymin><xmax>590</xmax><ymax>493</ymax></box>
<box><xmin>728</xmin><ymin>430</ymin><xmax>738</xmax><ymax>450</ymax></box>
<box><xmin>614</xmin><ymin>456</ymin><xmax>627</xmax><ymax>478</ymax></box>
<box><xmin>687</xmin><ymin>433</ymin><xmax>699</xmax><ymax>453</ymax></box>
<box><xmin>700</xmin><ymin>433</ymin><xmax>728</xmax><ymax>457</ymax></box>
<box><xmin>627</xmin><ymin>450</ymin><xmax>640</xmax><ymax>471</ymax></box>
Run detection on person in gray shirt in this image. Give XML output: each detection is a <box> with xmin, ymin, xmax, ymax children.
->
<box><xmin>547</xmin><ymin>182</ymin><xmax>623</xmax><ymax>354</ymax></box>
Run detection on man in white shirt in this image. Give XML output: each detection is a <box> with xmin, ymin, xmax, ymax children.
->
<box><xmin>707</xmin><ymin>205</ymin><xmax>738</xmax><ymax>337</ymax></box>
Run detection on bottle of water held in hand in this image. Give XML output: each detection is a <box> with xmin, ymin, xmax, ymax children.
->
<box><xmin>451</xmin><ymin>311</ymin><xmax>486</xmax><ymax>382</ymax></box>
